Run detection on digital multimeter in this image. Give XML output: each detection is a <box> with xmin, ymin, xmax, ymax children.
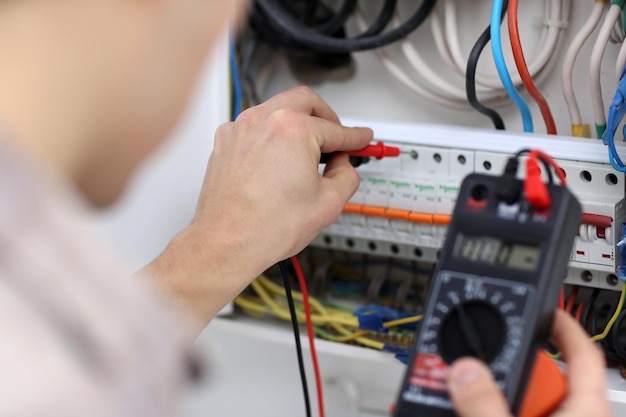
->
<box><xmin>393</xmin><ymin>171</ymin><xmax>582</xmax><ymax>417</ymax></box>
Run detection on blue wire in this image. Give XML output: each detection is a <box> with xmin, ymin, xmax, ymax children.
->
<box><xmin>230</xmin><ymin>31</ymin><xmax>243</xmax><ymax>121</ymax></box>
<box><xmin>603</xmin><ymin>66</ymin><xmax>626</xmax><ymax>172</ymax></box>
<box><xmin>490</xmin><ymin>0</ymin><xmax>533</xmax><ymax>132</ymax></box>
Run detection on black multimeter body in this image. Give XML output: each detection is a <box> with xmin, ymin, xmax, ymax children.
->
<box><xmin>393</xmin><ymin>172</ymin><xmax>582</xmax><ymax>417</ymax></box>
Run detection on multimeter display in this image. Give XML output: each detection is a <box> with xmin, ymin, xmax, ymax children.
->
<box><xmin>452</xmin><ymin>233</ymin><xmax>540</xmax><ymax>272</ymax></box>
<box><xmin>393</xmin><ymin>172</ymin><xmax>582</xmax><ymax>417</ymax></box>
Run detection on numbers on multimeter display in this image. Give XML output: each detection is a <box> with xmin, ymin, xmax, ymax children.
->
<box><xmin>452</xmin><ymin>233</ymin><xmax>540</xmax><ymax>272</ymax></box>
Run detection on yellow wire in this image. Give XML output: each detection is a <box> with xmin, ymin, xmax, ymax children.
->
<box><xmin>250</xmin><ymin>278</ymin><xmax>359</xmax><ymax>327</ymax></box>
<box><xmin>256</xmin><ymin>275</ymin><xmax>355</xmax><ymax>319</ymax></box>
<box><xmin>590</xmin><ymin>282</ymin><xmax>626</xmax><ymax>343</ymax></box>
<box><xmin>244</xmin><ymin>276</ymin><xmax>423</xmax><ymax>351</ymax></box>
<box><xmin>316</xmin><ymin>330</ymin><xmax>371</xmax><ymax>343</ymax></box>
<box><xmin>384</xmin><ymin>315</ymin><xmax>424</xmax><ymax>328</ymax></box>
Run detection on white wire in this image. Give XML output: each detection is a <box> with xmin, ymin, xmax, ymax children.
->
<box><xmin>373</xmin><ymin>50</ymin><xmax>472</xmax><ymax>109</ymax></box>
<box><xmin>616</xmin><ymin>38</ymin><xmax>626</xmax><ymax>82</ymax></box>
<box><xmin>561</xmin><ymin>1</ymin><xmax>606</xmax><ymax>126</ymax></box>
<box><xmin>610</xmin><ymin>10</ymin><xmax>625</xmax><ymax>44</ymax></box>
<box><xmin>359</xmin><ymin>0</ymin><xmax>569</xmax><ymax>111</ymax></box>
<box><xmin>589</xmin><ymin>3</ymin><xmax>622</xmax><ymax>127</ymax></box>
<box><xmin>429</xmin><ymin>7</ymin><xmax>459</xmax><ymax>72</ymax></box>
<box><xmin>441</xmin><ymin>0</ymin><xmax>567</xmax><ymax>90</ymax></box>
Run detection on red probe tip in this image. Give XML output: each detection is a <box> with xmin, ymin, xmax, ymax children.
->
<box><xmin>348</xmin><ymin>142</ymin><xmax>401</xmax><ymax>159</ymax></box>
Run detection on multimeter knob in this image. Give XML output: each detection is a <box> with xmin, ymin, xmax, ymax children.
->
<box><xmin>438</xmin><ymin>301</ymin><xmax>507</xmax><ymax>364</ymax></box>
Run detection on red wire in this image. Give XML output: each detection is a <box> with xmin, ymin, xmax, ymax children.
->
<box><xmin>575</xmin><ymin>301</ymin><xmax>586</xmax><ymax>324</ymax></box>
<box><xmin>530</xmin><ymin>150</ymin><xmax>567</xmax><ymax>186</ymax></box>
<box><xmin>291</xmin><ymin>255</ymin><xmax>325</xmax><ymax>417</ymax></box>
<box><xmin>565</xmin><ymin>285</ymin><xmax>579</xmax><ymax>314</ymax></box>
<box><xmin>508</xmin><ymin>0</ymin><xmax>557</xmax><ymax>135</ymax></box>
<box><xmin>558</xmin><ymin>286</ymin><xmax>565</xmax><ymax>310</ymax></box>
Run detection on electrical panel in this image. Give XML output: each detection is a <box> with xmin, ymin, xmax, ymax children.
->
<box><xmin>312</xmin><ymin>119</ymin><xmax>626</xmax><ymax>292</ymax></box>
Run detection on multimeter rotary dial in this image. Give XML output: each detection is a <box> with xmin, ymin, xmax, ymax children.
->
<box><xmin>439</xmin><ymin>301</ymin><xmax>506</xmax><ymax>363</ymax></box>
<box><xmin>416</xmin><ymin>272</ymin><xmax>535</xmax><ymax>388</ymax></box>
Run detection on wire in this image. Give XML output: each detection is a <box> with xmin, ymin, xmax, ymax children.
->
<box><xmin>508</xmin><ymin>0</ymin><xmax>557</xmax><ymax>134</ymax></box>
<box><xmin>617</xmin><ymin>38</ymin><xmax>626</xmax><ymax>82</ymax></box>
<box><xmin>358</xmin><ymin>0</ymin><xmax>397</xmax><ymax>38</ymax></box>
<box><xmin>279</xmin><ymin>261</ymin><xmax>312</xmax><ymax>417</ymax></box>
<box><xmin>256</xmin><ymin>0</ymin><xmax>436</xmax><ymax>54</ymax></box>
<box><xmin>444</xmin><ymin>0</ymin><xmax>569</xmax><ymax>89</ymax></box>
<box><xmin>383</xmin><ymin>315</ymin><xmax>424</xmax><ymax>328</ymax></box>
<box><xmin>491</xmin><ymin>0</ymin><xmax>533</xmax><ymax>132</ymax></box>
<box><xmin>604</xmin><ymin>64</ymin><xmax>626</xmax><ymax>172</ymax></box>
<box><xmin>561</xmin><ymin>1</ymin><xmax>605</xmax><ymax>132</ymax></box>
<box><xmin>291</xmin><ymin>256</ymin><xmax>325</xmax><ymax>417</ymax></box>
<box><xmin>565</xmin><ymin>285</ymin><xmax>579</xmax><ymax>314</ymax></box>
<box><xmin>466</xmin><ymin>2</ymin><xmax>507</xmax><ymax>130</ymax></box>
<box><xmin>590</xmin><ymin>3</ymin><xmax>623</xmax><ymax>137</ymax></box>
<box><xmin>582</xmin><ymin>288</ymin><xmax>601</xmax><ymax>332</ymax></box>
<box><xmin>591</xmin><ymin>282</ymin><xmax>626</xmax><ymax>342</ymax></box>
<box><xmin>315</xmin><ymin>0</ymin><xmax>358</xmax><ymax>35</ymax></box>
<box><xmin>530</xmin><ymin>149</ymin><xmax>567</xmax><ymax>185</ymax></box>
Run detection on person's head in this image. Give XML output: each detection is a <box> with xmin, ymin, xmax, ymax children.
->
<box><xmin>0</xmin><ymin>0</ymin><xmax>249</xmax><ymax>206</ymax></box>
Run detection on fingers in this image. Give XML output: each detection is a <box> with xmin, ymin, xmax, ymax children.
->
<box><xmin>550</xmin><ymin>310</ymin><xmax>610</xmax><ymax>415</ymax></box>
<box><xmin>239</xmin><ymin>87</ymin><xmax>373</xmax><ymax>154</ymax></box>
<box><xmin>447</xmin><ymin>358</ymin><xmax>513</xmax><ymax>417</ymax></box>
<box><xmin>259</xmin><ymin>86</ymin><xmax>342</xmax><ymax>123</ymax></box>
<box><xmin>321</xmin><ymin>152</ymin><xmax>361</xmax><ymax>207</ymax></box>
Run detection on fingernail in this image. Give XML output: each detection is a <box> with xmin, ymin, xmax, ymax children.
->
<box><xmin>449</xmin><ymin>360</ymin><xmax>490</xmax><ymax>392</ymax></box>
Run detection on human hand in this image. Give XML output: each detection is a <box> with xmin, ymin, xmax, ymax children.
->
<box><xmin>144</xmin><ymin>87</ymin><xmax>372</xmax><ymax>331</ymax></box>
<box><xmin>195</xmin><ymin>85</ymin><xmax>371</xmax><ymax>267</ymax></box>
<box><xmin>446</xmin><ymin>310</ymin><xmax>613</xmax><ymax>417</ymax></box>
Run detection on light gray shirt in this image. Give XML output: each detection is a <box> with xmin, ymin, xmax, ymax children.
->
<box><xmin>0</xmin><ymin>139</ymin><xmax>188</xmax><ymax>416</ymax></box>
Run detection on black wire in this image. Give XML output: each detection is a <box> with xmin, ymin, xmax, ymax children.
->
<box><xmin>466</xmin><ymin>0</ymin><xmax>508</xmax><ymax>130</ymax></box>
<box><xmin>582</xmin><ymin>288</ymin><xmax>600</xmax><ymax>332</ymax></box>
<box><xmin>256</xmin><ymin>0</ymin><xmax>437</xmax><ymax>54</ymax></box>
<box><xmin>592</xmin><ymin>303</ymin><xmax>614</xmax><ymax>336</ymax></box>
<box><xmin>358</xmin><ymin>0</ymin><xmax>397</xmax><ymax>38</ymax></box>
<box><xmin>610</xmin><ymin>310</ymin><xmax>626</xmax><ymax>361</ymax></box>
<box><xmin>304</xmin><ymin>0</ymin><xmax>320</xmax><ymax>25</ymax></box>
<box><xmin>279</xmin><ymin>260</ymin><xmax>312</xmax><ymax>417</ymax></box>
<box><xmin>315</xmin><ymin>0</ymin><xmax>358</xmax><ymax>34</ymax></box>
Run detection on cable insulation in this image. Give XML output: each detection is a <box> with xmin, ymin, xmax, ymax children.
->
<box><xmin>291</xmin><ymin>256</ymin><xmax>325</xmax><ymax>417</ymax></box>
<box><xmin>508</xmin><ymin>0</ymin><xmax>557</xmax><ymax>134</ymax></box>
<box><xmin>491</xmin><ymin>0</ymin><xmax>533</xmax><ymax>132</ymax></box>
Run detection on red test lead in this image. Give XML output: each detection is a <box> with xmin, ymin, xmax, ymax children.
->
<box><xmin>348</xmin><ymin>142</ymin><xmax>401</xmax><ymax>159</ymax></box>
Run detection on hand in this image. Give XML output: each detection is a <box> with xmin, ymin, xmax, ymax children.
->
<box><xmin>143</xmin><ymin>86</ymin><xmax>372</xmax><ymax>332</ymax></box>
<box><xmin>447</xmin><ymin>310</ymin><xmax>613</xmax><ymax>417</ymax></box>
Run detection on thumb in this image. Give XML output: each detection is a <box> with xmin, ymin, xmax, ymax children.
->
<box><xmin>447</xmin><ymin>358</ymin><xmax>513</xmax><ymax>417</ymax></box>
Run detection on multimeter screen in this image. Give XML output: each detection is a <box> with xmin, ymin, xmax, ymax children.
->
<box><xmin>452</xmin><ymin>233</ymin><xmax>540</xmax><ymax>272</ymax></box>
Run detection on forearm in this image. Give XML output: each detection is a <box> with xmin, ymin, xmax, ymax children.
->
<box><xmin>138</xmin><ymin>225</ymin><xmax>265</xmax><ymax>337</ymax></box>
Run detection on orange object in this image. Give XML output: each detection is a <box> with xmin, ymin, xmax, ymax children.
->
<box><xmin>386</xmin><ymin>209</ymin><xmax>411</xmax><ymax>221</ymax></box>
<box><xmin>519</xmin><ymin>350</ymin><xmax>567</xmax><ymax>417</ymax></box>
<box><xmin>362</xmin><ymin>205</ymin><xmax>387</xmax><ymax>217</ymax></box>
<box><xmin>342</xmin><ymin>203</ymin><xmax>363</xmax><ymax>215</ymax></box>
<box><xmin>408</xmin><ymin>212</ymin><xmax>433</xmax><ymax>224</ymax></box>
<box><xmin>508</xmin><ymin>0</ymin><xmax>557</xmax><ymax>134</ymax></box>
<box><xmin>432</xmin><ymin>214</ymin><xmax>452</xmax><ymax>225</ymax></box>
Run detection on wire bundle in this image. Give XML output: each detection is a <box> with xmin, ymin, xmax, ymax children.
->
<box><xmin>364</xmin><ymin>0</ymin><xmax>569</xmax><ymax>130</ymax></box>
<box><xmin>252</xmin><ymin>0</ymin><xmax>436</xmax><ymax>54</ymax></box>
<box><xmin>235</xmin><ymin>275</ymin><xmax>423</xmax><ymax>355</ymax></box>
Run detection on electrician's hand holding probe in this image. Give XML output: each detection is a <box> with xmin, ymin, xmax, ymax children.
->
<box><xmin>143</xmin><ymin>86</ymin><xmax>373</xmax><ymax>334</ymax></box>
<box><xmin>447</xmin><ymin>310</ymin><xmax>614</xmax><ymax>417</ymax></box>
